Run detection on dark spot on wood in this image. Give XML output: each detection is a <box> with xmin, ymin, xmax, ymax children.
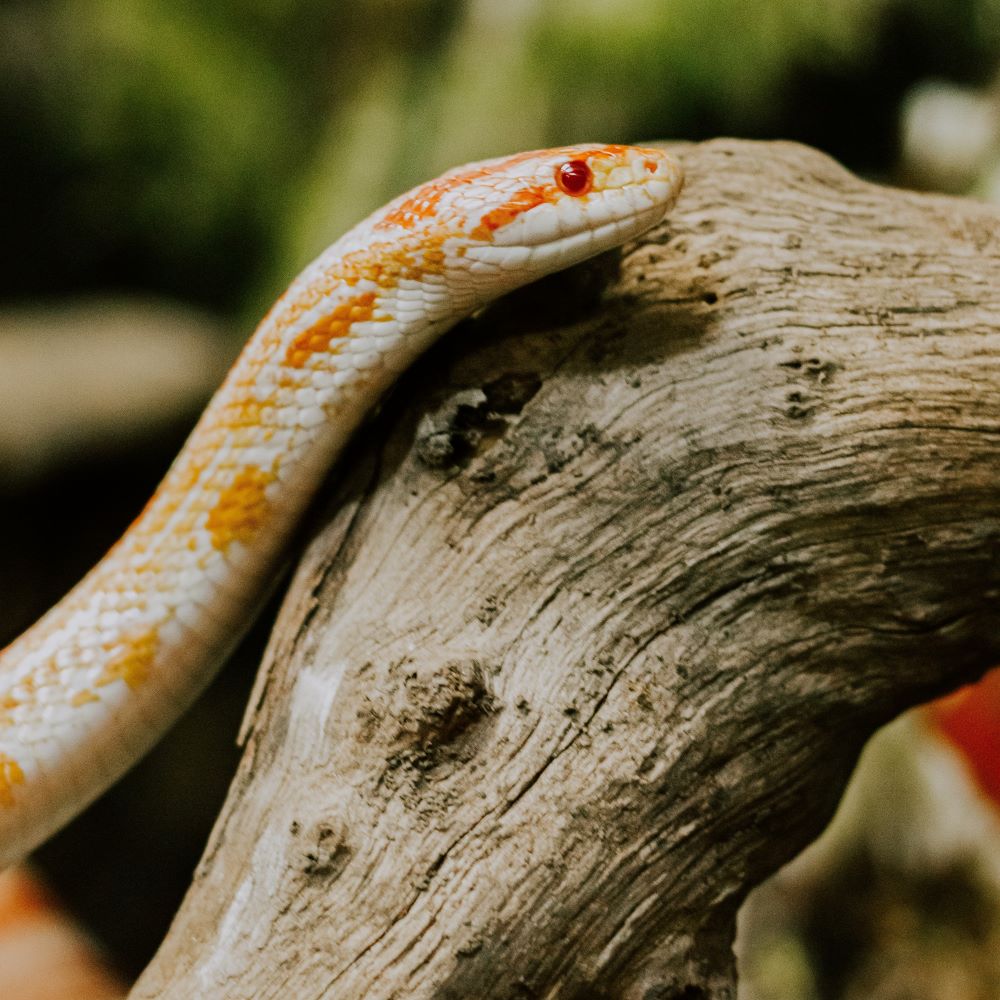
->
<box><xmin>416</xmin><ymin>375</ymin><xmax>541</xmax><ymax>469</ymax></box>
<box><xmin>785</xmin><ymin>390</ymin><xmax>814</xmax><ymax>420</ymax></box>
<box><xmin>297</xmin><ymin>819</ymin><xmax>351</xmax><ymax>880</ymax></box>
<box><xmin>476</xmin><ymin>594</ymin><xmax>501</xmax><ymax>626</ymax></box>
<box><xmin>482</xmin><ymin>372</ymin><xmax>542</xmax><ymax>414</ymax></box>
<box><xmin>779</xmin><ymin>356</ymin><xmax>837</xmax><ymax>383</ymax></box>
<box><xmin>374</xmin><ymin>658</ymin><xmax>499</xmax><ymax>761</ymax></box>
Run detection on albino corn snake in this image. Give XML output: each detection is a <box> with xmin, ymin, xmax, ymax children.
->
<box><xmin>0</xmin><ymin>143</ymin><xmax>684</xmax><ymax>866</ymax></box>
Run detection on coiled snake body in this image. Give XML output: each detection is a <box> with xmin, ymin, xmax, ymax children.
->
<box><xmin>0</xmin><ymin>144</ymin><xmax>684</xmax><ymax>866</ymax></box>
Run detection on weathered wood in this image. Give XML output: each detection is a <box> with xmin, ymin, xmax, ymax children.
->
<box><xmin>131</xmin><ymin>139</ymin><xmax>1000</xmax><ymax>1000</ymax></box>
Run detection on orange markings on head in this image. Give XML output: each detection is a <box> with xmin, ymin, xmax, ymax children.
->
<box><xmin>0</xmin><ymin>752</ymin><xmax>25</xmax><ymax>807</ymax></box>
<box><xmin>206</xmin><ymin>465</ymin><xmax>275</xmax><ymax>551</ymax></box>
<box><xmin>471</xmin><ymin>185</ymin><xmax>557</xmax><ymax>241</ymax></box>
<box><xmin>96</xmin><ymin>629</ymin><xmax>158</xmax><ymax>691</ymax></box>
<box><xmin>492</xmin><ymin>145</ymin><xmax>610</xmax><ymax>172</ymax></box>
<box><xmin>373</xmin><ymin>146</ymin><xmax>622</xmax><ymax>234</ymax></box>
<box><xmin>284</xmin><ymin>291</ymin><xmax>377</xmax><ymax>369</ymax></box>
<box><xmin>374</xmin><ymin>164</ymin><xmax>502</xmax><ymax>232</ymax></box>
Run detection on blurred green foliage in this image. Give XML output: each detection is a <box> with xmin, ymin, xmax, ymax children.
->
<box><xmin>1</xmin><ymin>0</ymin><xmax>348</xmax><ymax>310</ymax></box>
<box><xmin>2</xmin><ymin>0</ymin><xmax>1000</xmax><ymax>319</ymax></box>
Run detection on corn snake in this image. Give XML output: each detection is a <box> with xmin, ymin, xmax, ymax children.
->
<box><xmin>0</xmin><ymin>144</ymin><xmax>684</xmax><ymax>866</ymax></box>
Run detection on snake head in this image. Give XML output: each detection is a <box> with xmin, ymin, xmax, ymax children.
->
<box><xmin>369</xmin><ymin>143</ymin><xmax>684</xmax><ymax>292</ymax></box>
<box><xmin>452</xmin><ymin>144</ymin><xmax>683</xmax><ymax>281</ymax></box>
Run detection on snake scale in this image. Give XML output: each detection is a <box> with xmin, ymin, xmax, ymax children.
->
<box><xmin>0</xmin><ymin>143</ymin><xmax>684</xmax><ymax>867</ymax></box>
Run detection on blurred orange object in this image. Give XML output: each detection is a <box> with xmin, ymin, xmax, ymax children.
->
<box><xmin>0</xmin><ymin>865</ymin><xmax>126</xmax><ymax>1000</ymax></box>
<box><xmin>929</xmin><ymin>666</ymin><xmax>1000</xmax><ymax>807</ymax></box>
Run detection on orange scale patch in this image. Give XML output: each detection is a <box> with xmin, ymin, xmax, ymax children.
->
<box><xmin>339</xmin><ymin>230</ymin><xmax>453</xmax><ymax>287</ymax></box>
<box><xmin>136</xmin><ymin>499</ymin><xmax>173</xmax><ymax>536</ymax></box>
<box><xmin>284</xmin><ymin>291</ymin><xmax>378</xmax><ymax>369</ymax></box>
<box><xmin>225</xmin><ymin>425</ymin><xmax>268</xmax><ymax>451</ymax></box>
<box><xmin>0</xmin><ymin>752</ymin><xmax>25</xmax><ymax>808</ymax></box>
<box><xmin>165</xmin><ymin>457</ymin><xmax>205</xmax><ymax>495</ymax></box>
<box><xmin>269</xmin><ymin>284</ymin><xmax>326</xmax><ymax>329</ymax></box>
<box><xmin>589</xmin><ymin>143</ymin><xmax>629</xmax><ymax>159</ymax></box>
<box><xmin>268</xmin><ymin>262</ymin><xmax>371</xmax><ymax>328</ymax></box>
<box><xmin>374</xmin><ymin>166</ymin><xmax>499</xmax><ymax>232</ymax></box>
<box><xmin>223</xmin><ymin>395</ymin><xmax>269</xmax><ymax>430</ymax></box>
<box><xmin>337</xmin><ymin>245</ymin><xmax>412</xmax><ymax>288</ymax></box>
<box><xmin>470</xmin><ymin>185</ymin><xmax>558</xmax><ymax>241</ymax></box>
<box><xmin>96</xmin><ymin>628</ymin><xmax>158</xmax><ymax>691</ymax></box>
<box><xmin>124</xmin><ymin>459</ymin><xmax>206</xmax><ymax>543</ymax></box>
<box><xmin>421</xmin><ymin>240</ymin><xmax>447</xmax><ymax>274</ymax></box>
<box><xmin>0</xmin><ymin>692</ymin><xmax>18</xmax><ymax>727</ymax></box>
<box><xmin>172</xmin><ymin>511</ymin><xmax>201</xmax><ymax>535</ymax></box>
<box><xmin>206</xmin><ymin>465</ymin><xmax>275</xmax><ymax>551</ymax></box>
<box><xmin>377</xmin><ymin>189</ymin><xmax>446</xmax><ymax>230</ymax></box>
<box><xmin>267</xmin><ymin>232</ymin><xmax>449</xmax><ymax>340</ymax></box>
<box><xmin>377</xmin><ymin>151</ymin><xmax>561</xmax><ymax>233</ymax></box>
<box><xmin>70</xmin><ymin>688</ymin><xmax>100</xmax><ymax>708</ymax></box>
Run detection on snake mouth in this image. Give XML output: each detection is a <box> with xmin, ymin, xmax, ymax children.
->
<box><xmin>461</xmin><ymin>199</ymin><xmax>670</xmax><ymax>275</ymax></box>
<box><xmin>539</xmin><ymin>200</ymin><xmax>670</xmax><ymax>259</ymax></box>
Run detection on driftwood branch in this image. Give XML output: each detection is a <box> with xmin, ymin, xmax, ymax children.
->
<box><xmin>131</xmin><ymin>139</ymin><xmax>1000</xmax><ymax>1000</ymax></box>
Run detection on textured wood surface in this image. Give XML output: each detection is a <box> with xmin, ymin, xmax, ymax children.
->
<box><xmin>133</xmin><ymin>139</ymin><xmax>1000</xmax><ymax>1000</ymax></box>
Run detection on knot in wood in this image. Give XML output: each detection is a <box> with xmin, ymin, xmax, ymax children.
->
<box><xmin>386</xmin><ymin>656</ymin><xmax>498</xmax><ymax>751</ymax></box>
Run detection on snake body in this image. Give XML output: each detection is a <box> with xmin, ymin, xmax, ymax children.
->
<box><xmin>0</xmin><ymin>144</ymin><xmax>683</xmax><ymax>866</ymax></box>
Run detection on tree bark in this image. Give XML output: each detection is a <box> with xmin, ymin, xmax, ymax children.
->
<box><xmin>131</xmin><ymin>139</ymin><xmax>1000</xmax><ymax>1000</ymax></box>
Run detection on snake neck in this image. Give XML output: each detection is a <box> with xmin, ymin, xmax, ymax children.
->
<box><xmin>0</xmin><ymin>230</ymin><xmax>476</xmax><ymax>862</ymax></box>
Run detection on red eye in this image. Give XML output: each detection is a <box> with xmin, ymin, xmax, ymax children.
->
<box><xmin>556</xmin><ymin>159</ymin><xmax>592</xmax><ymax>196</ymax></box>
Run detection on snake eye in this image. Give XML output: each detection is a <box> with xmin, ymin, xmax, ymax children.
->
<box><xmin>556</xmin><ymin>159</ymin><xmax>593</xmax><ymax>196</ymax></box>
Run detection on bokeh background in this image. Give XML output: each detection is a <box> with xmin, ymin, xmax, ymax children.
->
<box><xmin>1</xmin><ymin>1</ymin><xmax>999</xmax><ymax>996</ymax></box>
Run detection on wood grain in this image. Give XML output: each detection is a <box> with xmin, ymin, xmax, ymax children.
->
<box><xmin>132</xmin><ymin>139</ymin><xmax>1000</xmax><ymax>1000</ymax></box>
